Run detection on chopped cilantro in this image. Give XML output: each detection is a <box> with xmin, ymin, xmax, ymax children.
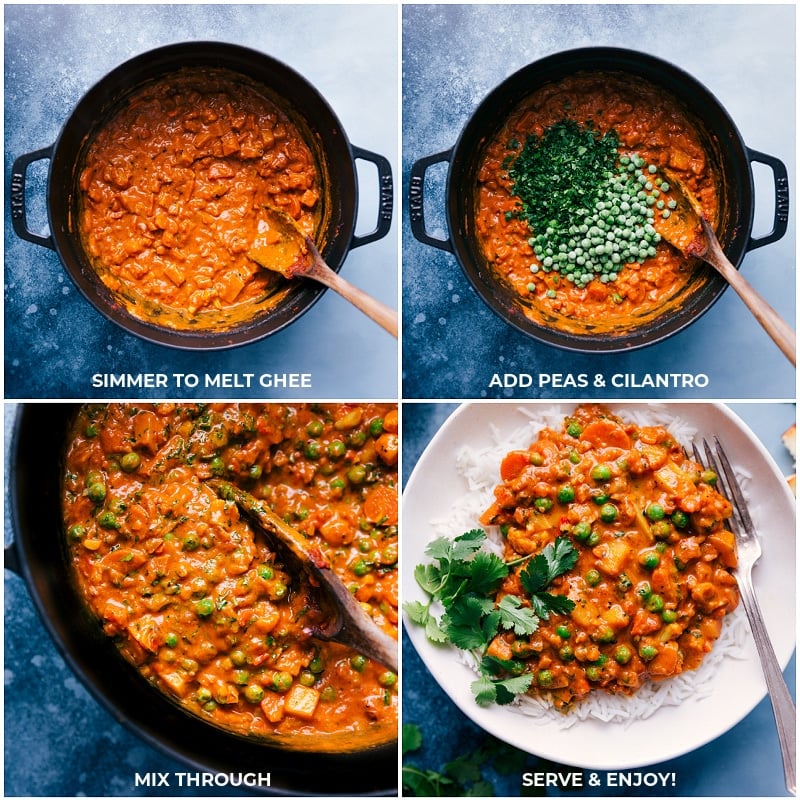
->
<box><xmin>404</xmin><ymin>529</ymin><xmax>578</xmax><ymax>706</ymax></box>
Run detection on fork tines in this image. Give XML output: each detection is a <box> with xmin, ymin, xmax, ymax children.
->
<box><xmin>692</xmin><ymin>438</ymin><xmax>755</xmax><ymax>545</ymax></box>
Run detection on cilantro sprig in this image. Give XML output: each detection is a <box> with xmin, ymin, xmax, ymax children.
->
<box><xmin>404</xmin><ymin>529</ymin><xmax>578</xmax><ymax>707</ymax></box>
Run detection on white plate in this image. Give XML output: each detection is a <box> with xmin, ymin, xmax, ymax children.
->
<box><xmin>402</xmin><ymin>402</ymin><xmax>796</xmax><ymax>770</ymax></box>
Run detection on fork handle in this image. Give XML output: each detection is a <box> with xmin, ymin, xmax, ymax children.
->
<box><xmin>739</xmin><ymin>569</ymin><xmax>796</xmax><ymax>795</ymax></box>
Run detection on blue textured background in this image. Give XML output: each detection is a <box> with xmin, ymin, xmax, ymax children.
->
<box><xmin>401</xmin><ymin>401</ymin><xmax>796</xmax><ymax>797</ymax></box>
<box><xmin>5</xmin><ymin>4</ymin><xmax>398</xmax><ymax>400</ymax></box>
<box><xmin>402</xmin><ymin>4</ymin><xmax>795</xmax><ymax>400</ymax></box>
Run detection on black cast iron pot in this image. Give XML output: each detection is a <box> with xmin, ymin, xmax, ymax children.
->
<box><xmin>409</xmin><ymin>47</ymin><xmax>789</xmax><ymax>353</ymax></box>
<box><xmin>5</xmin><ymin>404</ymin><xmax>397</xmax><ymax>796</ymax></box>
<box><xmin>10</xmin><ymin>42</ymin><xmax>393</xmax><ymax>350</ymax></box>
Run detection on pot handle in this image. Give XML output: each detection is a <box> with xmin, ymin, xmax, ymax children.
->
<box><xmin>409</xmin><ymin>149</ymin><xmax>454</xmax><ymax>253</ymax></box>
<box><xmin>10</xmin><ymin>146</ymin><xmax>56</xmax><ymax>250</ymax></box>
<box><xmin>746</xmin><ymin>148</ymin><xmax>790</xmax><ymax>252</ymax></box>
<box><xmin>4</xmin><ymin>542</ymin><xmax>22</xmax><ymax>576</ymax></box>
<box><xmin>350</xmin><ymin>145</ymin><xmax>393</xmax><ymax>249</ymax></box>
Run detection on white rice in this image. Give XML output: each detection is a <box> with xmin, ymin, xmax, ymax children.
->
<box><xmin>429</xmin><ymin>404</ymin><xmax>750</xmax><ymax>728</ymax></box>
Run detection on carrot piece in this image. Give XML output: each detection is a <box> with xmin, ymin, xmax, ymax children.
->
<box><xmin>364</xmin><ymin>485</ymin><xmax>398</xmax><ymax>526</ymax></box>
<box><xmin>500</xmin><ymin>450</ymin><xmax>531</xmax><ymax>480</ymax></box>
<box><xmin>383</xmin><ymin>408</ymin><xmax>399</xmax><ymax>434</ymax></box>
<box><xmin>580</xmin><ymin>419</ymin><xmax>631</xmax><ymax>450</ymax></box>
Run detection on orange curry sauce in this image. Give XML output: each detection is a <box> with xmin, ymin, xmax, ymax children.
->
<box><xmin>78</xmin><ymin>69</ymin><xmax>321</xmax><ymax>329</ymax></box>
<box><xmin>475</xmin><ymin>73</ymin><xmax>719</xmax><ymax>335</ymax></box>
<box><xmin>62</xmin><ymin>404</ymin><xmax>397</xmax><ymax>741</ymax></box>
<box><xmin>480</xmin><ymin>405</ymin><xmax>738</xmax><ymax>707</ymax></box>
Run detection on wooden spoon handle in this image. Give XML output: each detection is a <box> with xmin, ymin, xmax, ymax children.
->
<box><xmin>210</xmin><ymin>480</ymin><xmax>398</xmax><ymax>672</ymax></box>
<box><xmin>310</xmin><ymin>254</ymin><xmax>398</xmax><ymax>338</ymax></box>
<box><xmin>703</xmin><ymin>224</ymin><xmax>796</xmax><ymax>366</ymax></box>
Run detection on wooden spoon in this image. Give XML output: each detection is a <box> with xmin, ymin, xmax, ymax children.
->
<box><xmin>249</xmin><ymin>207</ymin><xmax>398</xmax><ymax>338</ymax></box>
<box><xmin>652</xmin><ymin>170</ymin><xmax>795</xmax><ymax>365</ymax></box>
<box><xmin>209</xmin><ymin>479</ymin><xmax>398</xmax><ymax>673</ymax></box>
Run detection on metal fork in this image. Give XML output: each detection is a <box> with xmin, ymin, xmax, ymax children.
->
<box><xmin>694</xmin><ymin>438</ymin><xmax>796</xmax><ymax>796</ymax></box>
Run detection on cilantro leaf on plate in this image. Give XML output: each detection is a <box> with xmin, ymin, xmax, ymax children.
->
<box><xmin>496</xmin><ymin>594</ymin><xmax>540</xmax><ymax>636</ymax></box>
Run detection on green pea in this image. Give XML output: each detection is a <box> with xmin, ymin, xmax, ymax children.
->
<box><xmin>700</xmin><ymin>469</ymin><xmax>717</xmax><ymax>486</ymax></box>
<box><xmin>97</xmin><ymin>511</ymin><xmax>119</xmax><ymax>529</ymax></box>
<box><xmin>556</xmin><ymin>624</ymin><xmax>571</xmax><ymax>639</ymax></box>
<box><xmin>534</xmin><ymin>497</ymin><xmax>553</xmax><ymax>512</ymax></box>
<box><xmin>559</xmin><ymin>645</ymin><xmax>575</xmax><ymax>662</ymax></box>
<box><xmin>599</xmin><ymin>503</ymin><xmax>617</xmax><ymax>523</ymax></box>
<box><xmin>248</xmin><ymin>464</ymin><xmax>263</xmax><ymax>481</ymax></box>
<box><xmin>639</xmin><ymin>644</ymin><xmax>658</xmax><ymax>661</ymax></box>
<box><xmin>299</xmin><ymin>671</ymin><xmax>316</xmax><ymax>687</ymax></box>
<box><xmin>378</xmin><ymin>671</ymin><xmax>397</xmax><ymax>687</ymax></box>
<box><xmin>321</xmin><ymin>687</ymin><xmax>337</xmax><ymax>702</ymax></box>
<box><xmin>230</xmin><ymin>649</ymin><xmax>247</xmax><ymax>667</ymax></box>
<box><xmin>258</xmin><ymin>564</ymin><xmax>274</xmax><ymax>580</ymax></box>
<box><xmin>569</xmin><ymin>450</ymin><xmax>581</xmax><ymax>465</ymax></box>
<box><xmin>244</xmin><ymin>684</ymin><xmax>264</xmax><ymax>703</ymax></box>
<box><xmin>234</xmin><ymin>670</ymin><xmax>249</xmax><ymax>685</ymax></box>
<box><xmin>164</xmin><ymin>632</ymin><xmax>179</xmax><ymax>648</ymax></box>
<box><xmin>350</xmin><ymin>654</ymin><xmax>367</xmax><ymax>672</ymax></box>
<box><xmin>645</xmin><ymin>503</ymin><xmax>665</xmax><ymax>521</ymax></box>
<box><xmin>614</xmin><ymin>645</ymin><xmax>632</xmax><ymax>665</ymax></box>
<box><xmin>348</xmin><ymin>431</ymin><xmax>367</xmax><ymax>448</ymax></box>
<box><xmin>639</xmin><ymin>551</ymin><xmax>660</xmax><ymax>570</ymax></box>
<box><xmin>566</xmin><ymin>422</ymin><xmax>582</xmax><ymax>438</ymax></box>
<box><xmin>306</xmin><ymin>420</ymin><xmax>324</xmax><ymax>438</ymax></box>
<box><xmin>651</xmin><ymin>520</ymin><xmax>671</xmax><ymax>539</ymax></box>
<box><xmin>662</xmin><ymin>609</ymin><xmax>678</xmax><ymax>623</ymax></box>
<box><xmin>273</xmin><ymin>672</ymin><xmax>293</xmax><ymax>693</ymax></box>
<box><xmin>305</xmin><ymin>441</ymin><xmax>321</xmax><ymax>460</ymax></box>
<box><xmin>369</xmin><ymin>418</ymin><xmax>384</xmax><ymax>437</ymax></box>
<box><xmin>537</xmin><ymin>669</ymin><xmax>554</xmax><ymax>688</ymax></box>
<box><xmin>329</xmin><ymin>478</ymin><xmax>346</xmax><ymax>491</ymax></box>
<box><xmin>671</xmin><ymin>510</ymin><xmax>690</xmax><ymax>528</ymax></box>
<box><xmin>351</xmin><ymin>558</ymin><xmax>373</xmax><ymax>577</ymax></box>
<box><xmin>585</xmin><ymin>666</ymin><xmax>602</xmax><ymax>682</ymax></box>
<box><xmin>182</xmin><ymin>533</ymin><xmax>200</xmax><ymax>551</ymax></box>
<box><xmin>645</xmin><ymin>594</ymin><xmax>664</xmax><ymax>612</ymax></box>
<box><xmin>84</xmin><ymin>423</ymin><xmax>98</xmax><ymax>438</ymax></box>
<box><xmin>202</xmin><ymin>700</ymin><xmax>218</xmax><ymax>713</ymax></box>
<box><xmin>530</xmin><ymin>453</ymin><xmax>544</xmax><ymax>467</ymax></box>
<box><xmin>573</xmin><ymin>521</ymin><xmax>591</xmax><ymax>542</ymax></box>
<box><xmin>68</xmin><ymin>524</ymin><xmax>86</xmax><ymax>541</ymax></box>
<box><xmin>210</xmin><ymin>456</ymin><xmax>225</xmax><ymax>476</ymax></box>
<box><xmin>87</xmin><ymin>482</ymin><xmax>107</xmax><ymax>504</ymax></box>
<box><xmin>327</xmin><ymin>440</ymin><xmax>346</xmax><ymax>460</ymax></box>
<box><xmin>595</xmin><ymin>626</ymin><xmax>616</xmax><ymax>643</ymax></box>
<box><xmin>309</xmin><ymin>656</ymin><xmax>325</xmax><ymax>674</ymax></box>
<box><xmin>585</xmin><ymin>569</ymin><xmax>602</xmax><ymax>587</ymax></box>
<box><xmin>270</xmin><ymin>582</ymin><xmax>288</xmax><ymax>600</ymax></box>
<box><xmin>196</xmin><ymin>687</ymin><xmax>213</xmax><ymax>704</ymax></box>
<box><xmin>85</xmin><ymin>470</ymin><xmax>104</xmax><ymax>487</ymax></box>
<box><xmin>591</xmin><ymin>491</ymin><xmax>610</xmax><ymax>505</ymax></box>
<box><xmin>586</xmin><ymin>530</ymin><xmax>601</xmax><ymax>547</ymax></box>
<box><xmin>616</xmin><ymin>573</ymin><xmax>632</xmax><ymax>592</ymax></box>
<box><xmin>195</xmin><ymin>597</ymin><xmax>214</xmax><ymax>617</ymax></box>
<box><xmin>347</xmin><ymin>465</ymin><xmax>367</xmax><ymax>484</ymax></box>
<box><xmin>591</xmin><ymin>464</ymin><xmax>612</xmax><ymax>482</ymax></box>
<box><xmin>120</xmin><ymin>452</ymin><xmax>141</xmax><ymax>473</ymax></box>
<box><xmin>557</xmin><ymin>485</ymin><xmax>575</xmax><ymax>503</ymax></box>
